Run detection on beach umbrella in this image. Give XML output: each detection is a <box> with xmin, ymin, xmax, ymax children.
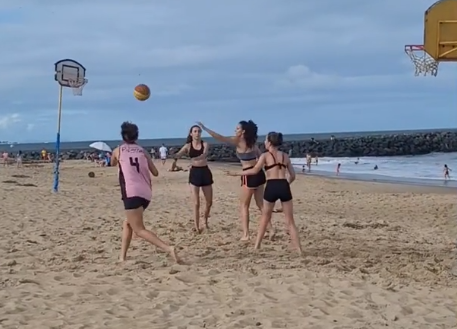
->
<box><xmin>89</xmin><ymin>141</ymin><xmax>112</xmax><ymax>152</ymax></box>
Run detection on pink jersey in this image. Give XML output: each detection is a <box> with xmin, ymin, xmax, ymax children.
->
<box><xmin>118</xmin><ymin>143</ymin><xmax>152</xmax><ymax>201</ymax></box>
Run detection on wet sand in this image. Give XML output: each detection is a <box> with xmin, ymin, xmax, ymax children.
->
<box><xmin>0</xmin><ymin>160</ymin><xmax>456</xmax><ymax>328</ymax></box>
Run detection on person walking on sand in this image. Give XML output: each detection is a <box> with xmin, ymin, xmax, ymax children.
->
<box><xmin>159</xmin><ymin>144</ymin><xmax>168</xmax><ymax>166</ymax></box>
<box><xmin>173</xmin><ymin>125</ymin><xmax>213</xmax><ymax>233</ymax></box>
<box><xmin>2</xmin><ymin>151</ymin><xmax>9</xmax><ymax>167</ymax></box>
<box><xmin>111</xmin><ymin>121</ymin><xmax>181</xmax><ymax>264</ymax></box>
<box><xmin>336</xmin><ymin>163</ymin><xmax>341</xmax><ymax>176</ymax></box>
<box><xmin>227</xmin><ymin>132</ymin><xmax>302</xmax><ymax>254</ymax></box>
<box><xmin>444</xmin><ymin>164</ymin><xmax>451</xmax><ymax>180</ymax></box>
<box><xmin>197</xmin><ymin>120</ymin><xmax>275</xmax><ymax>241</ymax></box>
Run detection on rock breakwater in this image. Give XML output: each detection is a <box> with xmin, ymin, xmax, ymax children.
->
<box><xmin>6</xmin><ymin>131</ymin><xmax>457</xmax><ymax>162</ymax></box>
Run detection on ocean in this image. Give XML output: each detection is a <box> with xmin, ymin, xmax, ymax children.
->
<box><xmin>291</xmin><ymin>152</ymin><xmax>457</xmax><ymax>188</ymax></box>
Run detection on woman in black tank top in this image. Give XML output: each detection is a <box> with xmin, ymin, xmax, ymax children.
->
<box><xmin>227</xmin><ymin>132</ymin><xmax>302</xmax><ymax>255</ymax></box>
<box><xmin>197</xmin><ymin>120</ymin><xmax>275</xmax><ymax>241</ymax></box>
<box><xmin>173</xmin><ymin>125</ymin><xmax>213</xmax><ymax>233</ymax></box>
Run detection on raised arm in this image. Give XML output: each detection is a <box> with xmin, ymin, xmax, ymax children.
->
<box><xmin>192</xmin><ymin>142</ymin><xmax>209</xmax><ymax>161</ymax></box>
<box><xmin>227</xmin><ymin>153</ymin><xmax>267</xmax><ymax>176</ymax></box>
<box><xmin>198</xmin><ymin>122</ymin><xmax>239</xmax><ymax>146</ymax></box>
<box><xmin>285</xmin><ymin>155</ymin><xmax>296</xmax><ymax>184</ymax></box>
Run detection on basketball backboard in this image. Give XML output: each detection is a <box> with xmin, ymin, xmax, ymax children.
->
<box><xmin>424</xmin><ymin>0</ymin><xmax>457</xmax><ymax>61</ymax></box>
<box><xmin>54</xmin><ymin>59</ymin><xmax>86</xmax><ymax>87</ymax></box>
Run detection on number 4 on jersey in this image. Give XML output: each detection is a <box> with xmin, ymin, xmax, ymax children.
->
<box><xmin>129</xmin><ymin>157</ymin><xmax>140</xmax><ymax>173</ymax></box>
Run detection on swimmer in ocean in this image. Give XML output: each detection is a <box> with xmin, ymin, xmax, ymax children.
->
<box><xmin>111</xmin><ymin>121</ymin><xmax>181</xmax><ymax>264</ymax></box>
<box><xmin>227</xmin><ymin>132</ymin><xmax>302</xmax><ymax>254</ymax></box>
<box><xmin>444</xmin><ymin>164</ymin><xmax>451</xmax><ymax>180</ymax></box>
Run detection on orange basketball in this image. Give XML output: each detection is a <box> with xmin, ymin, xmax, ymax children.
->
<box><xmin>133</xmin><ymin>84</ymin><xmax>150</xmax><ymax>101</ymax></box>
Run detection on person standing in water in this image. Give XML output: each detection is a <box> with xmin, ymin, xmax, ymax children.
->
<box><xmin>444</xmin><ymin>164</ymin><xmax>451</xmax><ymax>180</ymax></box>
<box><xmin>198</xmin><ymin>120</ymin><xmax>274</xmax><ymax>241</ymax></box>
<box><xmin>227</xmin><ymin>132</ymin><xmax>302</xmax><ymax>254</ymax></box>
<box><xmin>173</xmin><ymin>125</ymin><xmax>213</xmax><ymax>233</ymax></box>
<box><xmin>111</xmin><ymin>122</ymin><xmax>181</xmax><ymax>263</ymax></box>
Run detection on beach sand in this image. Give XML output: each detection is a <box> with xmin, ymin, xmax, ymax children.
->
<box><xmin>1</xmin><ymin>160</ymin><xmax>456</xmax><ymax>329</ymax></box>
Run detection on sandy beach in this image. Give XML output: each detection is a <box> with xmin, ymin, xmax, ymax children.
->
<box><xmin>0</xmin><ymin>160</ymin><xmax>456</xmax><ymax>329</ymax></box>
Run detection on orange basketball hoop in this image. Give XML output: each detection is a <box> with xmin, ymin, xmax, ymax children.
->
<box><xmin>404</xmin><ymin>45</ymin><xmax>439</xmax><ymax>76</ymax></box>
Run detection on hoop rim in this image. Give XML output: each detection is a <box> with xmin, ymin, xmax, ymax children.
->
<box><xmin>68</xmin><ymin>78</ymin><xmax>88</xmax><ymax>88</ymax></box>
<box><xmin>404</xmin><ymin>45</ymin><xmax>424</xmax><ymax>52</ymax></box>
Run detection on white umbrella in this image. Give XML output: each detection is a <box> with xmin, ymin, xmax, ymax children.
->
<box><xmin>89</xmin><ymin>141</ymin><xmax>112</xmax><ymax>152</ymax></box>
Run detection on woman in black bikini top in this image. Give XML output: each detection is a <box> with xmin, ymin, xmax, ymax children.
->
<box><xmin>173</xmin><ymin>125</ymin><xmax>213</xmax><ymax>234</ymax></box>
<box><xmin>227</xmin><ymin>131</ymin><xmax>302</xmax><ymax>255</ymax></box>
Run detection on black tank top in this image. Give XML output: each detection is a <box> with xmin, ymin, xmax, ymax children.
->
<box><xmin>189</xmin><ymin>141</ymin><xmax>204</xmax><ymax>158</ymax></box>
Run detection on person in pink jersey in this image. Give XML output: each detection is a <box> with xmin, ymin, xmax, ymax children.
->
<box><xmin>111</xmin><ymin>121</ymin><xmax>181</xmax><ymax>264</ymax></box>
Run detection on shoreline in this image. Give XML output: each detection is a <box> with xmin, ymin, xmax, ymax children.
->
<box><xmin>217</xmin><ymin>161</ymin><xmax>457</xmax><ymax>191</ymax></box>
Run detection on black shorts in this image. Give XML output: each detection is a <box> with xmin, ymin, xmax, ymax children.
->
<box><xmin>189</xmin><ymin>165</ymin><xmax>213</xmax><ymax>187</ymax></box>
<box><xmin>241</xmin><ymin>166</ymin><xmax>266</xmax><ymax>189</ymax></box>
<box><xmin>263</xmin><ymin>179</ymin><xmax>293</xmax><ymax>203</ymax></box>
<box><xmin>123</xmin><ymin>197</ymin><xmax>150</xmax><ymax>210</ymax></box>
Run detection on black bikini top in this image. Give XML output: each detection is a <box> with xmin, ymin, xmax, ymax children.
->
<box><xmin>264</xmin><ymin>151</ymin><xmax>287</xmax><ymax>171</ymax></box>
<box><xmin>189</xmin><ymin>141</ymin><xmax>204</xmax><ymax>158</ymax></box>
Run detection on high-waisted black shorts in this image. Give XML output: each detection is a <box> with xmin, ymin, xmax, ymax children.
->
<box><xmin>241</xmin><ymin>166</ymin><xmax>266</xmax><ymax>189</ymax></box>
<box><xmin>189</xmin><ymin>165</ymin><xmax>213</xmax><ymax>187</ymax></box>
<box><xmin>263</xmin><ymin>179</ymin><xmax>293</xmax><ymax>203</ymax></box>
<box><xmin>123</xmin><ymin>196</ymin><xmax>150</xmax><ymax>210</ymax></box>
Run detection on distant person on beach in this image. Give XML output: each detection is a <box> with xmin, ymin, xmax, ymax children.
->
<box><xmin>111</xmin><ymin>121</ymin><xmax>181</xmax><ymax>264</ymax></box>
<box><xmin>198</xmin><ymin>120</ymin><xmax>276</xmax><ymax>240</ymax></box>
<box><xmin>173</xmin><ymin>125</ymin><xmax>213</xmax><ymax>233</ymax></box>
<box><xmin>336</xmin><ymin>163</ymin><xmax>341</xmax><ymax>176</ymax></box>
<box><xmin>227</xmin><ymin>132</ymin><xmax>302</xmax><ymax>254</ymax></box>
<box><xmin>2</xmin><ymin>151</ymin><xmax>9</xmax><ymax>167</ymax></box>
<box><xmin>374</xmin><ymin>165</ymin><xmax>378</xmax><ymax>170</ymax></box>
<box><xmin>159</xmin><ymin>144</ymin><xmax>168</xmax><ymax>166</ymax></box>
<box><xmin>314</xmin><ymin>156</ymin><xmax>318</xmax><ymax>165</ymax></box>
<box><xmin>16</xmin><ymin>151</ymin><xmax>23</xmax><ymax>168</ymax></box>
<box><xmin>306</xmin><ymin>153</ymin><xmax>312</xmax><ymax>172</ymax></box>
<box><xmin>150</xmin><ymin>147</ymin><xmax>156</xmax><ymax>159</ymax></box>
<box><xmin>355</xmin><ymin>157</ymin><xmax>360</xmax><ymax>165</ymax></box>
<box><xmin>168</xmin><ymin>160</ymin><xmax>187</xmax><ymax>172</ymax></box>
<box><xmin>444</xmin><ymin>164</ymin><xmax>451</xmax><ymax>180</ymax></box>
<box><xmin>41</xmin><ymin>148</ymin><xmax>47</xmax><ymax>160</ymax></box>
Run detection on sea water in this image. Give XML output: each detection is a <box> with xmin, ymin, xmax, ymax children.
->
<box><xmin>292</xmin><ymin>152</ymin><xmax>457</xmax><ymax>188</ymax></box>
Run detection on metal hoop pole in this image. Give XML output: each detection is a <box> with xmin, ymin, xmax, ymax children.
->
<box><xmin>53</xmin><ymin>85</ymin><xmax>63</xmax><ymax>193</ymax></box>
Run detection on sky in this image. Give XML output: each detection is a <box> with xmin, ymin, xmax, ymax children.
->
<box><xmin>0</xmin><ymin>0</ymin><xmax>456</xmax><ymax>143</ymax></box>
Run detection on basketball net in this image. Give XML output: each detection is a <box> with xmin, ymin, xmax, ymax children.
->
<box><xmin>68</xmin><ymin>78</ymin><xmax>88</xmax><ymax>96</ymax></box>
<box><xmin>404</xmin><ymin>45</ymin><xmax>439</xmax><ymax>76</ymax></box>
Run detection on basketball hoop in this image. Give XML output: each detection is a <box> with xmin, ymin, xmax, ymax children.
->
<box><xmin>404</xmin><ymin>45</ymin><xmax>439</xmax><ymax>76</ymax></box>
<box><xmin>68</xmin><ymin>78</ymin><xmax>88</xmax><ymax>96</ymax></box>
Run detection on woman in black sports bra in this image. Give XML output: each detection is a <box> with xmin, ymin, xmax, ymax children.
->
<box><xmin>173</xmin><ymin>125</ymin><xmax>213</xmax><ymax>233</ymax></box>
<box><xmin>227</xmin><ymin>132</ymin><xmax>302</xmax><ymax>254</ymax></box>
<box><xmin>198</xmin><ymin>120</ymin><xmax>274</xmax><ymax>241</ymax></box>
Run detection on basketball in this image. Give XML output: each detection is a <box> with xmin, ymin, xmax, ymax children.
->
<box><xmin>134</xmin><ymin>84</ymin><xmax>150</xmax><ymax>101</ymax></box>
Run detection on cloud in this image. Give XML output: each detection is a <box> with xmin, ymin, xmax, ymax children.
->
<box><xmin>0</xmin><ymin>114</ymin><xmax>21</xmax><ymax>130</ymax></box>
<box><xmin>0</xmin><ymin>0</ymin><xmax>456</xmax><ymax>142</ymax></box>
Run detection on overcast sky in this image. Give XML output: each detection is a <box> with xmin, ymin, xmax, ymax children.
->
<box><xmin>0</xmin><ymin>0</ymin><xmax>456</xmax><ymax>142</ymax></box>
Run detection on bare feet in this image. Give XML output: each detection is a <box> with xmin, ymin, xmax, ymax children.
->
<box><xmin>193</xmin><ymin>227</ymin><xmax>202</xmax><ymax>234</ymax></box>
<box><xmin>240</xmin><ymin>235</ymin><xmax>250</xmax><ymax>242</ymax></box>
<box><xmin>169</xmin><ymin>246</ymin><xmax>183</xmax><ymax>264</ymax></box>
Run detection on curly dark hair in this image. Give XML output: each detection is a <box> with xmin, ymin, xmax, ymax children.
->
<box><xmin>121</xmin><ymin>121</ymin><xmax>139</xmax><ymax>143</ymax></box>
<box><xmin>186</xmin><ymin>125</ymin><xmax>202</xmax><ymax>143</ymax></box>
<box><xmin>267</xmin><ymin>131</ymin><xmax>283</xmax><ymax>147</ymax></box>
<box><xmin>239</xmin><ymin>120</ymin><xmax>258</xmax><ymax>148</ymax></box>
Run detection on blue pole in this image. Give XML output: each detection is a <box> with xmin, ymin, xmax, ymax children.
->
<box><xmin>53</xmin><ymin>85</ymin><xmax>63</xmax><ymax>193</ymax></box>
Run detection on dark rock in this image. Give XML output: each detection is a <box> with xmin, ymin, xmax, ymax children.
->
<box><xmin>5</xmin><ymin>131</ymin><xmax>457</xmax><ymax>161</ymax></box>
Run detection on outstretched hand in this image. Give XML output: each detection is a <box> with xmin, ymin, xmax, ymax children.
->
<box><xmin>196</xmin><ymin>121</ymin><xmax>205</xmax><ymax>129</ymax></box>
